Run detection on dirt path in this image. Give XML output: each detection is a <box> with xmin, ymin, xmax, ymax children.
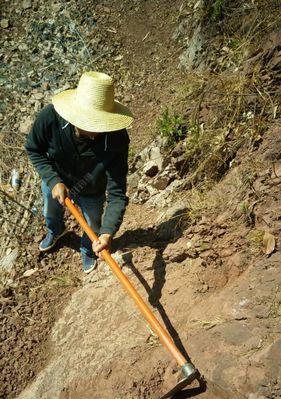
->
<box><xmin>1</xmin><ymin>1</ymin><xmax>280</xmax><ymax>398</ymax></box>
<box><xmin>15</xmin><ymin>196</ymin><xmax>281</xmax><ymax>399</ymax></box>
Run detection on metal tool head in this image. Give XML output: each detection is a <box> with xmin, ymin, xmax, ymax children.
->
<box><xmin>160</xmin><ymin>363</ymin><xmax>198</xmax><ymax>399</ymax></box>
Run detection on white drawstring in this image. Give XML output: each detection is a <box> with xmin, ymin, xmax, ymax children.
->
<box><xmin>62</xmin><ymin>122</ymin><xmax>69</xmax><ymax>129</ymax></box>
<box><xmin>104</xmin><ymin>133</ymin><xmax>108</xmax><ymax>150</ymax></box>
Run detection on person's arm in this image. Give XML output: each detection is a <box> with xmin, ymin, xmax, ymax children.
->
<box><xmin>25</xmin><ymin>106</ymin><xmax>63</xmax><ymax>191</ymax></box>
<box><xmin>92</xmin><ymin>149</ymin><xmax>128</xmax><ymax>258</ymax></box>
<box><xmin>99</xmin><ymin>148</ymin><xmax>129</xmax><ymax>237</ymax></box>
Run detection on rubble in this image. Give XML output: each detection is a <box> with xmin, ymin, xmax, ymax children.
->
<box><xmin>130</xmin><ymin>136</ymin><xmax>185</xmax><ymax>207</ymax></box>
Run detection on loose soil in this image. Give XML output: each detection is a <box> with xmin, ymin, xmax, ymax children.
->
<box><xmin>0</xmin><ymin>1</ymin><xmax>280</xmax><ymax>399</ymax></box>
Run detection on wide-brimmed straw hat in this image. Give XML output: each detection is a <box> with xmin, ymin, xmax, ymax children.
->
<box><xmin>52</xmin><ymin>71</ymin><xmax>133</xmax><ymax>132</ymax></box>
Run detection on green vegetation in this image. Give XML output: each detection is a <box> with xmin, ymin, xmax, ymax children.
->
<box><xmin>209</xmin><ymin>0</ymin><xmax>225</xmax><ymax>22</ymax></box>
<box><xmin>156</xmin><ymin>108</ymin><xmax>186</xmax><ymax>146</ymax></box>
<box><xmin>128</xmin><ymin>146</ymin><xmax>136</xmax><ymax>160</ymax></box>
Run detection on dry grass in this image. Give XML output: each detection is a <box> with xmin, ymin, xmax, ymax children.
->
<box><xmin>168</xmin><ymin>4</ymin><xmax>280</xmax><ymax>225</ymax></box>
<box><xmin>176</xmin><ymin>70</ymin><xmax>273</xmax><ymax>184</ymax></box>
<box><xmin>246</xmin><ymin>229</ymin><xmax>264</xmax><ymax>250</ymax></box>
<box><xmin>171</xmin><ymin>0</ymin><xmax>281</xmax><ymax>186</ymax></box>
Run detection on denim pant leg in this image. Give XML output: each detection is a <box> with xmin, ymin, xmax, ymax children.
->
<box><xmin>77</xmin><ymin>193</ymin><xmax>105</xmax><ymax>257</ymax></box>
<box><xmin>41</xmin><ymin>180</ymin><xmax>65</xmax><ymax>236</ymax></box>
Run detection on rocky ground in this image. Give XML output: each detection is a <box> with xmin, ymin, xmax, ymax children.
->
<box><xmin>0</xmin><ymin>1</ymin><xmax>280</xmax><ymax>399</ymax></box>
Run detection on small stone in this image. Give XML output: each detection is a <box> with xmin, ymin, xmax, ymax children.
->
<box><xmin>52</xmin><ymin>3</ymin><xmax>62</xmax><ymax>12</ymax></box>
<box><xmin>23</xmin><ymin>268</ymin><xmax>38</xmax><ymax>277</ymax></box>
<box><xmin>198</xmin><ymin>283</ymin><xmax>209</xmax><ymax>293</ymax></box>
<box><xmin>123</xmin><ymin>94</ymin><xmax>131</xmax><ymax>103</ymax></box>
<box><xmin>114</xmin><ymin>54</ymin><xmax>123</xmax><ymax>61</ymax></box>
<box><xmin>42</xmin><ymin>82</ymin><xmax>50</xmax><ymax>90</ymax></box>
<box><xmin>22</xmin><ymin>0</ymin><xmax>32</xmax><ymax>9</ymax></box>
<box><xmin>32</xmin><ymin>92</ymin><xmax>44</xmax><ymax>100</ymax></box>
<box><xmin>19</xmin><ymin>117</ymin><xmax>33</xmax><ymax>134</ymax></box>
<box><xmin>34</xmin><ymin>234</ymin><xmax>44</xmax><ymax>243</ymax></box>
<box><xmin>1</xmin><ymin>19</ymin><xmax>9</xmax><ymax>29</ymax></box>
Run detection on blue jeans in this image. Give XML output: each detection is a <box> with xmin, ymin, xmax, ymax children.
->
<box><xmin>41</xmin><ymin>181</ymin><xmax>105</xmax><ymax>257</ymax></box>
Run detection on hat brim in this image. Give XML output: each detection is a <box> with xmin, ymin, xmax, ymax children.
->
<box><xmin>52</xmin><ymin>89</ymin><xmax>134</xmax><ymax>132</ymax></box>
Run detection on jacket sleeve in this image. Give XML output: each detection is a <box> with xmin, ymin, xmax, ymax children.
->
<box><xmin>99</xmin><ymin>147</ymin><xmax>129</xmax><ymax>236</ymax></box>
<box><xmin>25</xmin><ymin>106</ymin><xmax>63</xmax><ymax>190</ymax></box>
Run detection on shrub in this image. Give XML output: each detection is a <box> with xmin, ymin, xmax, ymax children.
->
<box><xmin>156</xmin><ymin>108</ymin><xmax>186</xmax><ymax>146</ymax></box>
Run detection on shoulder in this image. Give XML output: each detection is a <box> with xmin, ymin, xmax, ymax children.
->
<box><xmin>37</xmin><ymin>104</ymin><xmax>56</xmax><ymax>120</ymax></box>
<box><xmin>107</xmin><ymin>129</ymin><xmax>130</xmax><ymax>151</ymax></box>
<box><xmin>34</xmin><ymin>104</ymin><xmax>57</xmax><ymax>125</ymax></box>
<box><xmin>34</xmin><ymin>104</ymin><xmax>69</xmax><ymax>134</ymax></box>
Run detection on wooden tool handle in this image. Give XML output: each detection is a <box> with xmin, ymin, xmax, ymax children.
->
<box><xmin>65</xmin><ymin>197</ymin><xmax>187</xmax><ymax>367</ymax></box>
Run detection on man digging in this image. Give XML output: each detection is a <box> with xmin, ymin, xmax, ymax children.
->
<box><xmin>25</xmin><ymin>71</ymin><xmax>133</xmax><ymax>273</ymax></box>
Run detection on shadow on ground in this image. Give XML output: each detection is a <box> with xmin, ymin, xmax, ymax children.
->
<box><xmin>115</xmin><ymin>209</ymin><xmax>192</xmax><ymax>362</ymax></box>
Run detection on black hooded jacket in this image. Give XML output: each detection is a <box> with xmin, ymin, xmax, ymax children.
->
<box><xmin>25</xmin><ymin>104</ymin><xmax>129</xmax><ymax>235</ymax></box>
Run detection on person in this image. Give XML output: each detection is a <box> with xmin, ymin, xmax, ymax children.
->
<box><xmin>25</xmin><ymin>71</ymin><xmax>133</xmax><ymax>273</ymax></box>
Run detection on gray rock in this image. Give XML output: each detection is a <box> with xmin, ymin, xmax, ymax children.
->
<box><xmin>22</xmin><ymin>0</ymin><xmax>32</xmax><ymax>9</ymax></box>
<box><xmin>138</xmin><ymin>146</ymin><xmax>150</xmax><ymax>162</ymax></box>
<box><xmin>179</xmin><ymin>25</ymin><xmax>203</xmax><ymax>70</ymax></box>
<box><xmin>149</xmin><ymin>146</ymin><xmax>163</xmax><ymax>170</ymax></box>
<box><xmin>19</xmin><ymin>116</ymin><xmax>33</xmax><ymax>133</ymax></box>
<box><xmin>23</xmin><ymin>268</ymin><xmax>39</xmax><ymax>277</ymax></box>
<box><xmin>0</xmin><ymin>248</ymin><xmax>18</xmax><ymax>273</ymax></box>
<box><xmin>127</xmin><ymin>172</ymin><xmax>139</xmax><ymax>190</ymax></box>
<box><xmin>153</xmin><ymin>135</ymin><xmax>168</xmax><ymax>149</ymax></box>
<box><xmin>146</xmin><ymin>178</ymin><xmax>183</xmax><ymax>207</ymax></box>
<box><xmin>1</xmin><ymin>19</ymin><xmax>9</xmax><ymax>29</ymax></box>
<box><xmin>146</xmin><ymin>184</ymin><xmax>158</xmax><ymax>197</ymax></box>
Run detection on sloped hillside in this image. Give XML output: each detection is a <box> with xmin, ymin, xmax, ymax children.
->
<box><xmin>0</xmin><ymin>1</ymin><xmax>280</xmax><ymax>398</ymax></box>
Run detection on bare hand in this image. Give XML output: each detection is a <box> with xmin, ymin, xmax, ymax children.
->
<box><xmin>92</xmin><ymin>234</ymin><xmax>112</xmax><ymax>258</ymax></box>
<box><xmin>52</xmin><ymin>183</ymin><xmax>69</xmax><ymax>205</ymax></box>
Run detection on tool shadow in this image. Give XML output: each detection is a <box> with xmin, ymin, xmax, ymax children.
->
<box><xmin>114</xmin><ymin>208</ymin><xmax>192</xmax><ymax>364</ymax></box>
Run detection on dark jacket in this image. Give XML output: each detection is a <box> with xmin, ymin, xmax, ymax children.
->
<box><xmin>25</xmin><ymin>104</ymin><xmax>130</xmax><ymax>235</ymax></box>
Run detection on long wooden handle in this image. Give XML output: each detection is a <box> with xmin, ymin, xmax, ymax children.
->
<box><xmin>65</xmin><ymin>197</ymin><xmax>187</xmax><ymax>367</ymax></box>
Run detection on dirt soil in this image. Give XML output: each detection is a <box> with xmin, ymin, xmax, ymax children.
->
<box><xmin>10</xmin><ymin>124</ymin><xmax>281</xmax><ymax>399</ymax></box>
<box><xmin>0</xmin><ymin>1</ymin><xmax>280</xmax><ymax>399</ymax></box>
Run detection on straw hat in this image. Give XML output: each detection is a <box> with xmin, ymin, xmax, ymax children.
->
<box><xmin>52</xmin><ymin>71</ymin><xmax>133</xmax><ymax>132</ymax></box>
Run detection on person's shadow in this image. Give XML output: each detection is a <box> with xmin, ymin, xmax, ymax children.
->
<box><xmin>114</xmin><ymin>209</ymin><xmax>190</xmax><ymax>360</ymax></box>
<box><xmin>38</xmin><ymin>207</ymin><xmax>206</xmax><ymax>396</ymax></box>
<box><xmin>114</xmin><ymin>209</ymin><xmax>205</xmax><ymax>396</ymax></box>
